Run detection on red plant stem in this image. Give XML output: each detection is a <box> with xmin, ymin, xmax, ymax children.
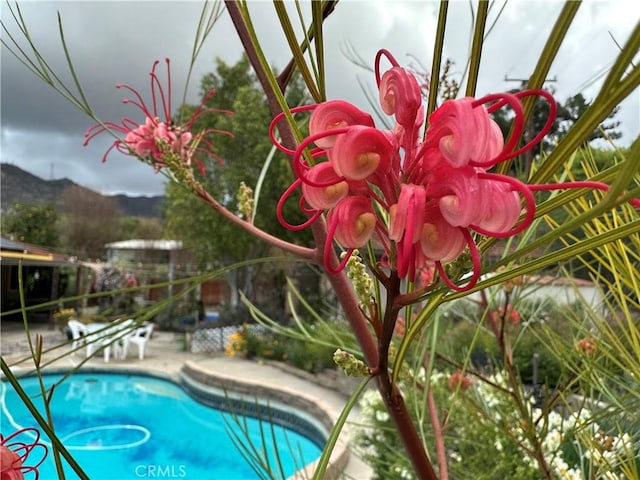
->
<box><xmin>225</xmin><ymin>4</ymin><xmax>438</xmax><ymax>478</ymax></box>
<box><xmin>426</xmin><ymin>376</ymin><xmax>448</xmax><ymax>480</ymax></box>
<box><xmin>376</xmin><ymin>379</ymin><xmax>439</xmax><ymax>480</ymax></box>
<box><xmin>310</xmin><ymin>219</ymin><xmax>380</xmax><ymax>364</ymax></box>
<box><xmin>375</xmin><ymin>272</ymin><xmax>438</xmax><ymax>480</ymax></box>
<box><xmin>221</xmin><ymin>2</ymin><xmax>378</xmax><ymax>365</ymax></box>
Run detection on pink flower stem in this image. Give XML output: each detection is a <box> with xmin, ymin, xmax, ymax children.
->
<box><xmin>486</xmin><ymin>290</ymin><xmax>553</xmax><ymax>477</ymax></box>
<box><xmin>225</xmin><ymin>4</ymin><xmax>438</xmax><ymax>478</ymax></box>
<box><xmin>192</xmin><ymin>184</ymin><xmax>316</xmax><ymax>260</ymax></box>
<box><xmin>374</xmin><ymin>271</ymin><xmax>439</xmax><ymax>480</ymax></box>
<box><xmin>424</xmin><ymin>356</ymin><xmax>449</xmax><ymax>480</ymax></box>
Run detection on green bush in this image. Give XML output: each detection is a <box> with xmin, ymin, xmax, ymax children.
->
<box><xmin>244</xmin><ymin>319</ymin><xmax>356</xmax><ymax>374</ymax></box>
<box><xmin>437</xmin><ymin>299</ymin><xmax>581</xmax><ymax>388</ymax></box>
<box><xmin>244</xmin><ymin>331</ymin><xmax>288</xmax><ymax>361</ymax></box>
<box><xmin>281</xmin><ymin>337</ymin><xmax>337</xmax><ymax>373</ymax></box>
<box><xmin>354</xmin><ymin>368</ymin><xmax>638</xmax><ymax>480</ymax></box>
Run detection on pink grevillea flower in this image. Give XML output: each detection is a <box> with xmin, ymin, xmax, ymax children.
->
<box><xmin>448</xmin><ymin>371</ymin><xmax>473</xmax><ymax>391</ymax></box>
<box><xmin>489</xmin><ymin>304</ymin><xmax>521</xmax><ymax>326</ymax></box>
<box><xmin>271</xmin><ymin>49</ymin><xmax>639</xmax><ymax>292</ymax></box>
<box><xmin>84</xmin><ymin>58</ymin><xmax>232</xmax><ymax>173</ymax></box>
<box><xmin>1</xmin><ymin>428</ymin><xmax>47</xmax><ymax>480</ymax></box>
<box><xmin>301</xmin><ymin>163</ymin><xmax>349</xmax><ymax>210</ymax></box>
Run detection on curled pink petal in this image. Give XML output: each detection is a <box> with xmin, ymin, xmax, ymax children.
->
<box><xmin>435</xmin><ymin>229</ymin><xmax>481</xmax><ymax>292</ymax></box>
<box><xmin>420</xmin><ymin>212</ymin><xmax>467</xmax><ymax>263</ymax></box>
<box><xmin>1</xmin><ymin>446</ymin><xmax>23</xmax><ymax>478</ymax></box>
<box><xmin>379</xmin><ymin>66</ymin><xmax>422</xmax><ymax>128</ymax></box>
<box><xmin>301</xmin><ymin>163</ymin><xmax>349</xmax><ymax>210</ymax></box>
<box><xmin>330</xmin><ymin>126</ymin><xmax>393</xmax><ymax>180</ymax></box>
<box><xmin>327</xmin><ymin>196</ymin><xmax>377</xmax><ymax>248</ymax></box>
<box><xmin>389</xmin><ymin>184</ymin><xmax>426</xmax><ymax>243</ymax></box>
<box><xmin>474</xmin><ymin>172</ymin><xmax>536</xmax><ymax>237</ymax></box>
<box><xmin>474</xmin><ymin>180</ymin><xmax>521</xmax><ymax>233</ymax></box>
<box><xmin>426</xmin><ymin>98</ymin><xmax>503</xmax><ymax>168</ymax></box>
<box><xmin>427</xmin><ymin>166</ymin><xmax>486</xmax><ymax>227</ymax></box>
<box><xmin>309</xmin><ymin>100</ymin><xmax>375</xmax><ymax>149</ymax></box>
<box><xmin>389</xmin><ymin>184</ymin><xmax>428</xmax><ymax>278</ymax></box>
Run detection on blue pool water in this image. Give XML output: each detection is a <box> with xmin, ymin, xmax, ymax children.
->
<box><xmin>1</xmin><ymin>372</ymin><xmax>323</xmax><ymax>479</ymax></box>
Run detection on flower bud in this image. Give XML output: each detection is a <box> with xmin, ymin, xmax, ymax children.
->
<box><xmin>333</xmin><ymin>349</ymin><xmax>369</xmax><ymax>377</ymax></box>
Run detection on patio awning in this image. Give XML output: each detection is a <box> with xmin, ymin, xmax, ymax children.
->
<box><xmin>0</xmin><ymin>236</ymin><xmax>75</xmax><ymax>267</ymax></box>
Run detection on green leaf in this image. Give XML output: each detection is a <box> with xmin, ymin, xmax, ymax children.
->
<box><xmin>464</xmin><ymin>1</ymin><xmax>488</xmax><ymax>98</ymax></box>
<box><xmin>312</xmin><ymin>376</ymin><xmax>371</xmax><ymax>480</ymax></box>
<box><xmin>272</xmin><ymin>1</ymin><xmax>322</xmax><ymax>102</ymax></box>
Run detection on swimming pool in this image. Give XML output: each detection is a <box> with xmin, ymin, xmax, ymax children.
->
<box><xmin>1</xmin><ymin>372</ymin><xmax>323</xmax><ymax>479</ymax></box>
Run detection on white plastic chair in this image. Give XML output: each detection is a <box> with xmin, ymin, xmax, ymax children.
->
<box><xmin>67</xmin><ymin>320</ymin><xmax>89</xmax><ymax>351</ymax></box>
<box><xmin>86</xmin><ymin>319</ymin><xmax>134</xmax><ymax>362</ymax></box>
<box><xmin>123</xmin><ymin>323</ymin><xmax>154</xmax><ymax>360</ymax></box>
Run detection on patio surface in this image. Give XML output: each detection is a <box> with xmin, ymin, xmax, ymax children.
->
<box><xmin>0</xmin><ymin>320</ymin><xmax>373</xmax><ymax>480</ymax></box>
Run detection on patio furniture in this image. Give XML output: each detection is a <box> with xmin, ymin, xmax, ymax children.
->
<box><xmin>86</xmin><ymin>320</ymin><xmax>134</xmax><ymax>362</ymax></box>
<box><xmin>67</xmin><ymin>320</ymin><xmax>89</xmax><ymax>350</ymax></box>
<box><xmin>123</xmin><ymin>323</ymin><xmax>154</xmax><ymax>360</ymax></box>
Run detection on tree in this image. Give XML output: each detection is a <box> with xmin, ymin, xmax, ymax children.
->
<box><xmin>119</xmin><ymin>216</ymin><xmax>164</xmax><ymax>240</ymax></box>
<box><xmin>556</xmin><ymin>93</ymin><xmax>621</xmax><ymax>144</ymax></box>
<box><xmin>165</xmin><ymin>56</ymin><xmax>312</xmax><ymax>306</ymax></box>
<box><xmin>60</xmin><ymin>185</ymin><xmax>122</xmax><ymax>260</ymax></box>
<box><xmin>491</xmin><ymin>91</ymin><xmax>622</xmax><ymax>178</ymax></box>
<box><xmin>166</xmin><ymin>56</ymin><xmax>310</xmax><ymax>266</ymax></box>
<box><xmin>0</xmin><ymin>203</ymin><xmax>59</xmax><ymax>248</ymax></box>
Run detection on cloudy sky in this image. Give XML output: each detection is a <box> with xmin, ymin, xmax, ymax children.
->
<box><xmin>1</xmin><ymin>1</ymin><xmax>638</xmax><ymax>197</ymax></box>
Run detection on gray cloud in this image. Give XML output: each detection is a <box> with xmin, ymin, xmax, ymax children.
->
<box><xmin>1</xmin><ymin>1</ymin><xmax>638</xmax><ymax>196</ymax></box>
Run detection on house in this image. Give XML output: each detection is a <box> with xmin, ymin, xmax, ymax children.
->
<box><xmin>0</xmin><ymin>236</ymin><xmax>82</xmax><ymax>323</ymax></box>
<box><xmin>104</xmin><ymin>239</ymin><xmax>233</xmax><ymax>311</ymax></box>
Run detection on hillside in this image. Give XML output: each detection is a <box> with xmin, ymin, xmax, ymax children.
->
<box><xmin>0</xmin><ymin>163</ymin><xmax>163</xmax><ymax>218</ymax></box>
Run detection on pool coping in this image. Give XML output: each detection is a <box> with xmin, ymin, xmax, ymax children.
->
<box><xmin>181</xmin><ymin>360</ymin><xmax>351</xmax><ymax>480</ymax></box>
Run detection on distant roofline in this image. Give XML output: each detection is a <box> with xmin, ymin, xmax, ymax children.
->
<box><xmin>105</xmin><ymin>239</ymin><xmax>183</xmax><ymax>251</ymax></box>
<box><xmin>0</xmin><ymin>236</ymin><xmax>73</xmax><ymax>266</ymax></box>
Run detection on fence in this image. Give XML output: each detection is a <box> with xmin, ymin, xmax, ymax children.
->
<box><xmin>188</xmin><ymin>323</ymin><xmax>266</xmax><ymax>354</ymax></box>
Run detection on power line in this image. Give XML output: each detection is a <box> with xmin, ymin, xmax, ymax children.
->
<box><xmin>504</xmin><ymin>76</ymin><xmax>558</xmax><ymax>87</ymax></box>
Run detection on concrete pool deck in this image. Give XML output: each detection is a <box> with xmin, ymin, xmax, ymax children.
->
<box><xmin>1</xmin><ymin>321</ymin><xmax>373</xmax><ymax>479</ymax></box>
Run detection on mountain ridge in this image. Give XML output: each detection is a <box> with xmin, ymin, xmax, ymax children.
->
<box><xmin>0</xmin><ymin>163</ymin><xmax>163</xmax><ymax>218</ymax></box>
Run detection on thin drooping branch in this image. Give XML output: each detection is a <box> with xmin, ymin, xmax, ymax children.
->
<box><xmin>192</xmin><ymin>184</ymin><xmax>316</xmax><ymax>260</ymax></box>
<box><xmin>424</xmin><ymin>358</ymin><xmax>449</xmax><ymax>480</ymax></box>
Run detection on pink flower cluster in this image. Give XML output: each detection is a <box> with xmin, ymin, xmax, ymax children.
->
<box><xmin>489</xmin><ymin>304</ymin><xmax>521</xmax><ymax>326</ymax></box>
<box><xmin>448</xmin><ymin>371</ymin><xmax>473</xmax><ymax>391</ymax></box>
<box><xmin>271</xmin><ymin>50</ymin><xmax>556</xmax><ymax>291</ymax></box>
<box><xmin>85</xmin><ymin>59</ymin><xmax>231</xmax><ymax>172</ymax></box>
<box><xmin>1</xmin><ymin>428</ymin><xmax>47</xmax><ymax>480</ymax></box>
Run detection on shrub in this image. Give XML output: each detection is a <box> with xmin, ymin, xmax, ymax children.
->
<box><xmin>243</xmin><ymin>319</ymin><xmax>356</xmax><ymax>374</ymax></box>
<box><xmin>354</xmin><ymin>369</ymin><xmax>638</xmax><ymax>479</ymax></box>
